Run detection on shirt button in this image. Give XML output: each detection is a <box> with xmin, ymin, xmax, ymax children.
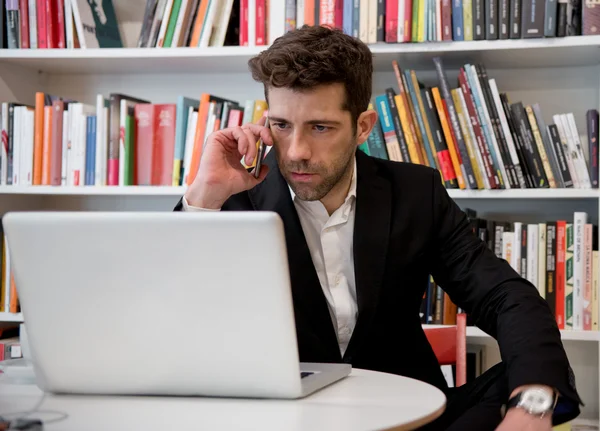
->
<box><xmin>335</xmin><ymin>275</ymin><xmax>341</xmax><ymax>286</ymax></box>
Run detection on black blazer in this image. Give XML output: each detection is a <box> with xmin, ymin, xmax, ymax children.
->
<box><xmin>174</xmin><ymin>149</ymin><xmax>581</xmax><ymax>418</ymax></box>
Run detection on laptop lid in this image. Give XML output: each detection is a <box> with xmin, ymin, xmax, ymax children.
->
<box><xmin>3</xmin><ymin>211</ymin><xmax>304</xmax><ymax>398</ymax></box>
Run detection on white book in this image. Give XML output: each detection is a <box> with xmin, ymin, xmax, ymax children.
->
<box><xmin>95</xmin><ymin>95</ymin><xmax>106</xmax><ymax>186</ymax></box>
<box><xmin>538</xmin><ymin>223</ymin><xmax>546</xmax><ymax>299</ymax></box>
<box><xmin>248</xmin><ymin>0</ymin><xmax>256</xmax><ymax>47</ymax></box>
<box><xmin>573</xmin><ymin>211</ymin><xmax>587</xmax><ymax>331</ymax></box>
<box><xmin>3</xmin><ymin>235</ymin><xmax>10</xmax><ymax>312</ymax></box>
<box><xmin>566</xmin><ymin>113</ymin><xmax>591</xmax><ymax>188</ymax></box>
<box><xmin>398</xmin><ymin>0</ymin><xmax>405</xmax><ymax>41</ymax></box>
<box><xmin>20</xmin><ymin>108</ymin><xmax>34</xmax><ymax>186</ymax></box>
<box><xmin>513</xmin><ymin>222</ymin><xmax>522</xmax><ymax>274</ymax></box>
<box><xmin>296</xmin><ymin>0</ymin><xmax>304</xmax><ymax>27</ymax></box>
<box><xmin>268</xmin><ymin>0</ymin><xmax>286</xmax><ymax>44</ymax></box>
<box><xmin>527</xmin><ymin>224</ymin><xmax>538</xmax><ymax>289</ymax></box>
<box><xmin>367</xmin><ymin>0</ymin><xmax>378</xmax><ymax>43</ymax></box>
<box><xmin>28</xmin><ymin>0</ymin><xmax>38</xmax><ymax>49</ymax></box>
<box><xmin>359</xmin><ymin>0</ymin><xmax>369</xmax><ymax>42</ymax></box>
<box><xmin>12</xmin><ymin>107</ymin><xmax>20</xmax><ymax>186</ymax></box>
<box><xmin>467</xmin><ymin>65</ymin><xmax>511</xmax><ymax>189</ymax></box>
<box><xmin>558</xmin><ymin>113</ymin><xmax>588</xmax><ymax>188</ymax></box>
<box><xmin>64</xmin><ymin>0</ymin><xmax>74</xmax><ymax>49</ymax></box>
<box><xmin>156</xmin><ymin>0</ymin><xmax>175</xmax><ymax>47</ymax></box>
<box><xmin>551</xmin><ymin>116</ymin><xmax>580</xmax><ymax>188</ymax></box>
<box><xmin>199</xmin><ymin>0</ymin><xmax>219</xmax><ymax>48</ymax></box>
<box><xmin>211</xmin><ymin>0</ymin><xmax>235</xmax><ymax>47</ymax></box>
<box><xmin>61</xmin><ymin>110</ymin><xmax>69</xmax><ymax>185</ymax></box>
<box><xmin>488</xmin><ymin>79</ymin><xmax>524</xmax><ymax>187</ymax></box>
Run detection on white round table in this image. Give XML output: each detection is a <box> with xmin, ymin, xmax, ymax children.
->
<box><xmin>0</xmin><ymin>368</ymin><xmax>447</xmax><ymax>431</ymax></box>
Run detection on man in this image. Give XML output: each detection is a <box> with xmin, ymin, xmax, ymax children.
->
<box><xmin>174</xmin><ymin>25</ymin><xmax>582</xmax><ymax>430</ymax></box>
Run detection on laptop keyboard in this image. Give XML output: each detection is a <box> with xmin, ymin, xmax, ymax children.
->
<box><xmin>300</xmin><ymin>372</ymin><xmax>314</xmax><ymax>379</ymax></box>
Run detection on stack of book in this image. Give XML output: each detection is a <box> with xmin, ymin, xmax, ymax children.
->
<box><xmin>423</xmin><ymin>209</ymin><xmax>599</xmax><ymax>332</ymax></box>
<box><xmin>0</xmin><ymin>92</ymin><xmax>267</xmax><ymax>187</ymax></box>
<box><xmin>360</xmin><ymin>57</ymin><xmax>599</xmax><ymax>189</ymax></box>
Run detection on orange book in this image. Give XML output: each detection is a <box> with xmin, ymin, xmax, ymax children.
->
<box><xmin>41</xmin><ymin>105</ymin><xmax>53</xmax><ymax>185</ymax></box>
<box><xmin>432</xmin><ymin>87</ymin><xmax>465</xmax><ymax>189</ymax></box>
<box><xmin>189</xmin><ymin>0</ymin><xmax>210</xmax><ymax>47</ymax></box>
<box><xmin>186</xmin><ymin>94</ymin><xmax>239</xmax><ymax>185</ymax></box>
<box><xmin>9</xmin><ymin>273</ymin><xmax>17</xmax><ymax>313</ymax></box>
<box><xmin>304</xmin><ymin>0</ymin><xmax>315</xmax><ymax>25</ymax></box>
<box><xmin>33</xmin><ymin>92</ymin><xmax>45</xmax><ymax>185</ymax></box>
<box><xmin>394</xmin><ymin>94</ymin><xmax>423</xmax><ymax>165</ymax></box>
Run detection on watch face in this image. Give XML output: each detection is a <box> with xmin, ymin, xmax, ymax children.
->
<box><xmin>518</xmin><ymin>388</ymin><xmax>554</xmax><ymax>414</ymax></box>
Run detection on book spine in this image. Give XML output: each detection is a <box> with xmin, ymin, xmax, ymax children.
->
<box><xmin>556</xmin><ymin>220</ymin><xmax>566</xmax><ymax>328</ymax></box>
<box><xmin>546</xmin><ymin>222</ymin><xmax>557</xmax><ymax>317</ymax></box>
<box><xmin>486</xmin><ymin>0</ymin><xmax>499</xmax><ymax>39</ymax></box>
<box><xmin>433</xmin><ymin>57</ymin><xmax>477</xmax><ymax>189</ymax></box>
<box><xmin>452</xmin><ymin>0</ymin><xmax>464</xmax><ymax>40</ymax></box>
<box><xmin>586</xmin><ymin>109</ymin><xmax>599</xmax><ymax>188</ymax></box>
<box><xmin>583</xmin><ymin>0</ymin><xmax>600</xmax><ymax>34</ymax></box>
<box><xmin>573</xmin><ymin>212</ymin><xmax>587</xmax><ymax>331</ymax></box>
<box><xmin>521</xmin><ymin>0</ymin><xmax>545</xmax><ymax>37</ymax></box>
<box><xmin>472</xmin><ymin>0</ymin><xmax>485</xmax><ymax>39</ymax></box>
<box><xmin>510</xmin><ymin>0</ymin><xmax>522</xmax><ymax>37</ymax></box>
<box><xmin>545</xmin><ymin>0</ymin><xmax>558</xmax><ymax>36</ymax></box>
<box><xmin>499</xmin><ymin>0</ymin><xmax>510</xmax><ymax>37</ymax></box>
<box><xmin>584</xmin><ymin>223</ymin><xmax>593</xmax><ymax>330</ymax></box>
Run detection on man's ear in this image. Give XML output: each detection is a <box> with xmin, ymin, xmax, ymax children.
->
<box><xmin>356</xmin><ymin>109</ymin><xmax>378</xmax><ymax>147</ymax></box>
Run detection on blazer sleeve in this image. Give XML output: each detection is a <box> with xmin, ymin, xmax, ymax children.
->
<box><xmin>427</xmin><ymin>169</ymin><xmax>583</xmax><ymax>421</ymax></box>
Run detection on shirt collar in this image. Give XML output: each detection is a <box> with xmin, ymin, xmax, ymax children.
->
<box><xmin>288</xmin><ymin>155</ymin><xmax>357</xmax><ymax>203</ymax></box>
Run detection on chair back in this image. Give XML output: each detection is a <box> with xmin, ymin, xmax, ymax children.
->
<box><xmin>424</xmin><ymin>313</ymin><xmax>467</xmax><ymax>387</ymax></box>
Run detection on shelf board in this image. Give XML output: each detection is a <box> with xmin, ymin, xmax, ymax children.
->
<box><xmin>0</xmin><ymin>186</ymin><xmax>187</xmax><ymax>196</ymax></box>
<box><xmin>0</xmin><ymin>312</ymin><xmax>23</xmax><ymax>323</ymax></box>
<box><xmin>424</xmin><ymin>325</ymin><xmax>600</xmax><ymax>341</ymax></box>
<box><xmin>0</xmin><ymin>36</ymin><xmax>599</xmax><ymax>74</ymax></box>
<box><xmin>0</xmin><ymin>186</ymin><xmax>597</xmax><ymax>199</ymax></box>
<box><xmin>447</xmin><ymin>189</ymin><xmax>599</xmax><ymax>199</ymax></box>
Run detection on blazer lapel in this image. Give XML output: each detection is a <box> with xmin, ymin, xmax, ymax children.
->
<box><xmin>248</xmin><ymin>151</ymin><xmax>341</xmax><ymax>361</ymax></box>
<box><xmin>344</xmin><ymin>151</ymin><xmax>392</xmax><ymax>361</ymax></box>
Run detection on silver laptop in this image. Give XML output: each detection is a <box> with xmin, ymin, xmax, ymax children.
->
<box><xmin>2</xmin><ymin>211</ymin><xmax>351</xmax><ymax>399</ymax></box>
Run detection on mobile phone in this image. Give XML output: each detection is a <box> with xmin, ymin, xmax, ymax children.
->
<box><xmin>254</xmin><ymin>117</ymin><xmax>270</xmax><ymax>178</ymax></box>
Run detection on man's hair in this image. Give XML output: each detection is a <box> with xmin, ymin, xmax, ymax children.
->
<box><xmin>248</xmin><ymin>25</ymin><xmax>373</xmax><ymax>132</ymax></box>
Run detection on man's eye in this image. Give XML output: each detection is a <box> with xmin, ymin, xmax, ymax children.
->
<box><xmin>314</xmin><ymin>125</ymin><xmax>328</xmax><ymax>132</ymax></box>
<box><xmin>272</xmin><ymin>123</ymin><xmax>288</xmax><ymax>130</ymax></box>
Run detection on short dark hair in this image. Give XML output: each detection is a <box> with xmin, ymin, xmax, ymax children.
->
<box><xmin>248</xmin><ymin>25</ymin><xmax>373</xmax><ymax>132</ymax></box>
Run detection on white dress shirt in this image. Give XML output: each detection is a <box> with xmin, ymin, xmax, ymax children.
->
<box><xmin>182</xmin><ymin>158</ymin><xmax>359</xmax><ymax>356</ymax></box>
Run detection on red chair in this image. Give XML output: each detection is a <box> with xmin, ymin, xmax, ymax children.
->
<box><xmin>423</xmin><ymin>313</ymin><xmax>467</xmax><ymax>387</ymax></box>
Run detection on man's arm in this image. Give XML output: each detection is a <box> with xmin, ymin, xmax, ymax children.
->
<box><xmin>427</xmin><ymin>170</ymin><xmax>582</xmax><ymax>423</ymax></box>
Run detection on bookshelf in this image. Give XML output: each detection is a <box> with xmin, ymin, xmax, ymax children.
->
<box><xmin>0</xmin><ymin>0</ymin><xmax>599</xmax><ymax>425</ymax></box>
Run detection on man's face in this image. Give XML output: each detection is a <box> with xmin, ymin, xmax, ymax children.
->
<box><xmin>267</xmin><ymin>83</ymin><xmax>357</xmax><ymax>202</ymax></box>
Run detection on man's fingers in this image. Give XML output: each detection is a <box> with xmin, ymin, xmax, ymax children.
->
<box><xmin>242</xmin><ymin>128</ymin><xmax>259</xmax><ymax>166</ymax></box>
<box><xmin>242</xmin><ymin>122</ymin><xmax>274</xmax><ymax>146</ymax></box>
<box><xmin>228</xmin><ymin>127</ymin><xmax>251</xmax><ymax>159</ymax></box>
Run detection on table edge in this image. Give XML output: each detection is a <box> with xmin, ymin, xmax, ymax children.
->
<box><xmin>388</xmin><ymin>399</ymin><xmax>446</xmax><ymax>431</ymax></box>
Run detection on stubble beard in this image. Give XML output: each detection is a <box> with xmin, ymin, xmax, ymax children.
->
<box><xmin>276</xmin><ymin>145</ymin><xmax>355</xmax><ymax>202</ymax></box>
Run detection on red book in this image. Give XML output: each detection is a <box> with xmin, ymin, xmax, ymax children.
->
<box><xmin>19</xmin><ymin>0</ymin><xmax>30</xmax><ymax>48</ymax></box>
<box><xmin>256</xmin><ymin>0</ymin><xmax>266</xmax><ymax>45</ymax></box>
<box><xmin>385</xmin><ymin>0</ymin><xmax>398</xmax><ymax>42</ymax></box>
<box><xmin>555</xmin><ymin>221</ymin><xmax>566</xmax><ymax>329</ymax></box>
<box><xmin>45</xmin><ymin>0</ymin><xmax>55</xmax><ymax>48</ymax></box>
<box><xmin>334</xmin><ymin>0</ymin><xmax>343</xmax><ymax>30</ymax></box>
<box><xmin>152</xmin><ymin>104</ymin><xmax>176</xmax><ymax>186</ymax></box>
<box><xmin>36</xmin><ymin>0</ymin><xmax>48</xmax><ymax>48</ymax></box>
<box><xmin>441</xmin><ymin>0</ymin><xmax>452</xmax><ymax>40</ymax></box>
<box><xmin>134</xmin><ymin>104</ymin><xmax>155</xmax><ymax>186</ymax></box>
<box><xmin>55</xmin><ymin>0</ymin><xmax>65</xmax><ymax>48</ymax></box>
<box><xmin>403</xmin><ymin>0</ymin><xmax>413</xmax><ymax>42</ymax></box>
<box><xmin>239</xmin><ymin>0</ymin><xmax>248</xmax><ymax>46</ymax></box>
<box><xmin>228</xmin><ymin>109</ymin><xmax>243</xmax><ymax>127</ymax></box>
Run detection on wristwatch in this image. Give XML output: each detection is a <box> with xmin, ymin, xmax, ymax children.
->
<box><xmin>505</xmin><ymin>387</ymin><xmax>558</xmax><ymax>418</ymax></box>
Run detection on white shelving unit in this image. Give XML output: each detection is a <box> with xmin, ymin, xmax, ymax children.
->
<box><xmin>0</xmin><ymin>2</ymin><xmax>599</xmax><ymax>422</ymax></box>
